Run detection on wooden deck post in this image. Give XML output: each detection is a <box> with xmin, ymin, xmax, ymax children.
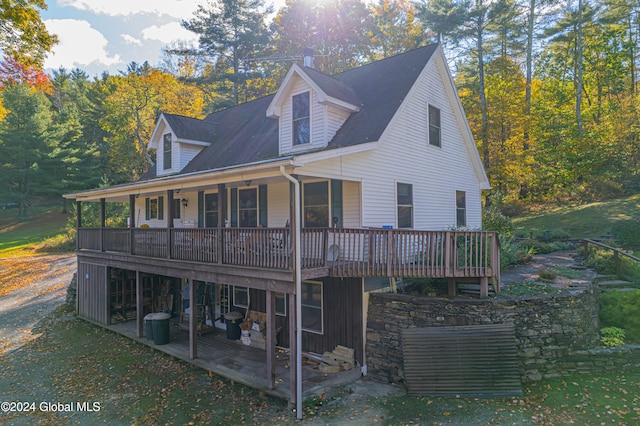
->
<box><xmin>479</xmin><ymin>277</ymin><xmax>488</xmax><ymax>298</ymax></box>
<box><xmin>136</xmin><ymin>270</ymin><xmax>143</xmax><ymax>338</ymax></box>
<box><xmin>167</xmin><ymin>190</ymin><xmax>174</xmax><ymax>259</ymax></box>
<box><xmin>218</xmin><ymin>184</ymin><xmax>225</xmax><ymax>264</ymax></box>
<box><xmin>266</xmin><ymin>290</ymin><xmax>275</xmax><ymax>390</ymax></box>
<box><xmin>76</xmin><ymin>200</ymin><xmax>82</xmax><ymax>251</ymax></box>
<box><xmin>189</xmin><ymin>279</ymin><xmax>197</xmax><ymax>359</ymax></box>
<box><xmin>448</xmin><ymin>278</ymin><xmax>456</xmax><ymax>297</ymax></box>
<box><xmin>100</xmin><ymin>198</ymin><xmax>105</xmax><ymax>252</ymax></box>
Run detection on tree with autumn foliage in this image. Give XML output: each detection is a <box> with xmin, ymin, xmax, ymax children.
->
<box><xmin>0</xmin><ymin>0</ymin><xmax>57</xmax><ymax>68</ymax></box>
<box><xmin>99</xmin><ymin>63</ymin><xmax>206</xmax><ymax>183</ymax></box>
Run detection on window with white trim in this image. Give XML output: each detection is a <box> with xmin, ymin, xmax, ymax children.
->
<box><xmin>397</xmin><ymin>183</ymin><xmax>413</xmax><ymax>228</ymax></box>
<box><xmin>163</xmin><ymin>133</ymin><xmax>172</xmax><ymax>169</ymax></box>
<box><xmin>292</xmin><ymin>92</ymin><xmax>310</xmax><ymax>145</ymax></box>
<box><xmin>428</xmin><ymin>105</ymin><xmax>441</xmax><ymax>147</ymax></box>
<box><xmin>303</xmin><ymin>181</ymin><xmax>329</xmax><ymax>227</ymax></box>
<box><xmin>145</xmin><ymin>196</ymin><xmax>164</xmax><ymax>220</ymax></box>
<box><xmin>205</xmin><ymin>193</ymin><xmax>218</xmax><ymax>227</ymax></box>
<box><xmin>301</xmin><ymin>281</ymin><xmax>323</xmax><ymax>334</ymax></box>
<box><xmin>233</xmin><ymin>286</ymin><xmax>249</xmax><ymax>308</ymax></box>
<box><xmin>456</xmin><ymin>191</ymin><xmax>466</xmax><ymax>227</ymax></box>
<box><xmin>275</xmin><ymin>292</ymin><xmax>286</xmax><ymax>317</ymax></box>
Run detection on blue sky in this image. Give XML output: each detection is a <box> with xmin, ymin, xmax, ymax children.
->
<box><xmin>40</xmin><ymin>0</ymin><xmax>282</xmax><ymax>77</ymax></box>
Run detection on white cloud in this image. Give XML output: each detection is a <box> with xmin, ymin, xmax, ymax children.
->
<box><xmin>141</xmin><ymin>22</ymin><xmax>199</xmax><ymax>44</ymax></box>
<box><xmin>122</xmin><ymin>34</ymin><xmax>143</xmax><ymax>46</ymax></box>
<box><xmin>58</xmin><ymin>0</ymin><xmax>199</xmax><ymax>20</ymax></box>
<box><xmin>44</xmin><ymin>19</ymin><xmax>121</xmax><ymax>70</ymax></box>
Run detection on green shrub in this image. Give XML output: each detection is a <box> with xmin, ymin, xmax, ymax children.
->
<box><xmin>584</xmin><ymin>246</ymin><xmax>640</xmax><ymax>281</ymax></box>
<box><xmin>599</xmin><ymin>290</ymin><xmax>640</xmax><ymax>343</ymax></box>
<box><xmin>538</xmin><ymin>269</ymin><xmax>557</xmax><ymax>281</ymax></box>
<box><xmin>611</xmin><ymin>220</ymin><xmax>640</xmax><ymax>248</ymax></box>
<box><xmin>600</xmin><ymin>327</ymin><xmax>625</xmax><ymax>347</ymax></box>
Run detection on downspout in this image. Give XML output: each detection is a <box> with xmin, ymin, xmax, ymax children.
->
<box><xmin>279</xmin><ymin>165</ymin><xmax>303</xmax><ymax>420</ymax></box>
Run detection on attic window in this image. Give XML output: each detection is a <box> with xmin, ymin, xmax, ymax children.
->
<box><xmin>292</xmin><ymin>92</ymin><xmax>310</xmax><ymax>145</ymax></box>
<box><xmin>163</xmin><ymin>133</ymin><xmax>172</xmax><ymax>170</ymax></box>
<box><xmin>428</xmin><ymin>105</ymin><xmax>441</xmax><ymax>147</ymax></box>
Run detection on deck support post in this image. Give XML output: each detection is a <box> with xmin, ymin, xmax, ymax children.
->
<box><xmin>189</xmin><ymin>278</ymin><xmax>197</xmax><ymax>359</ymax></box>
<box><xmin>100</xmin><ymin>198</ymin><xmax>105</xmax><ymax>251</ymax></box>
<box><xmin>447</xmin><ymin>278</ymin><xmax>456</xmax><ymax>297</ymax></box>
<box><xmin>218</xmin><ymin>184</ymin><xmax>225</xmax><ymax>264</ymax></box>
<box><xmin>266</xmin><ymin>290</ymin><xmax>275</xmax><ymax>390</ymax></box>
<box><xmin>167</xmin><ymin>190</ymin><xmax>174</xmax><ymax>259</ymax></box>
<box><xmin>136</xmin><ymin>270</ymin><xmax>143</xmax><ymax>338</ymax></box>
<box><xmin>479</xmin><ymin>277</ymin><xmax>488</xmax><ymax>298</ymax></box>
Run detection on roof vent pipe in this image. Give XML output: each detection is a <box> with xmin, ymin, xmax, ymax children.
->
<box><xmin>303</xmin><ymin>48</ymin><xmax>313</xmax><ymax>68</ymax></box>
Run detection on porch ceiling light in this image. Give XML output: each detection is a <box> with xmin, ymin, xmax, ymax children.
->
<box><xmin>181</xmin><ymin>198</ymin><xmax>188</xmax><ymax>207</ymax></box>
<box><xmin>244</xmin><ymin>179</ymin><xmax>252</xmax><ymax>187</ymax></box>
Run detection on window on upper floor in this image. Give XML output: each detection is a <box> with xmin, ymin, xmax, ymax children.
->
<box><xmin>456</xmin><ymin>190</ymin><xmax>466</xmax><ymax>227</ymax></box>
<box><xmin>145</xmin><ymin>196</ymin><xmax>164</xmax><ymax>220</ymax></box>
<box><xmin>163</xmin><ymin>133</ymin><xmax>172</xmax><ymax>169</ymax></box>
<box><xmin>292</xmin><ymin>92</ymin><xmax>310</xmax><ymax>145</ymax></box>
<box><xmin>397</xmin><ymin>183</ymin><xmax>413</xmax><ymax>228</ymax></box>
<box><xmin>428</xmin><ymin>105</ymin><xmax>441</xmax><ymax>147</ymax></box>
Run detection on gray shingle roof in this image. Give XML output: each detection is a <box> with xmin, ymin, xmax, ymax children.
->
<box><xmin>152</xmin><ymin>44</ymin><xmax>439</xmax><ymax>177</ymax></box>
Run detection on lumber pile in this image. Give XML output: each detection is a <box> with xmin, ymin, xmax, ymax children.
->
<box><xmin>318</xmin><ymin>345</ymin><xmax>355</xmax><ymax>373</ymax></box>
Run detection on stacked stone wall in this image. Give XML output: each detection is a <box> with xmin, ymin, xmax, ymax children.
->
<box><xmin>365</xmin><ymin>283</ymin><xmax>640</xmax><ymax>384</ymax></box>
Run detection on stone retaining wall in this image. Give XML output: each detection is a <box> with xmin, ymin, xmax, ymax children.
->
<box><xmin>365</xmin><ymin>282</ymin><xmax>624</xmax><ymax>384</ymax></box>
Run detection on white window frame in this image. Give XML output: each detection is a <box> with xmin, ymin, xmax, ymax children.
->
<box><xmin>396</xmin><ymin>182</ymin><xmax>413</xmax><ymax>229</ymax></box>
<box><xmin>275</xmin><ymin>292</ymin><xmax>287</xmax><ymax>317</ymax></box>
<box><xmin>163</xmin><ymin>133</ymin><xmax>172</xmax><ymax>170</ymax></box>
<box><xmin>292</xmin><ymin>91</ymin><xmax>311</xmax><ymax>146</ymax></box>
<box><xmin>233</xmin><ymin>286</ymin><xmax>249</xmax><ymax>308</ymax></box>
<box><xmin>301</xmin><ymin>280</ymin><xmax>323</xmax><ymax>334</ymax></box>
<box><xmin>428</xmin><ymin>104</ymin><xmax>441</xmax><ymax>147</ymax></box>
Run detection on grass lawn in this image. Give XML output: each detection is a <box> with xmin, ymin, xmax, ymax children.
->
<box><xmin>2</xmin><ymin>306</ymin><xmax>639</xmax><ymax>425</ymax></box>
<box><xmin>0</xmin><ymin>206</ymin><xmax>71</xmax><ymax>257</ymax></box>
<box><xmin>512</xmin><ymin>194</ymin><xmax>640</xmax><ymax>240</ymax></box>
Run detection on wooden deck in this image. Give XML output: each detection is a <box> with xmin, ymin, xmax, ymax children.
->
<box><xmin>78</xmin><ymin>227</ymin><xmax>500</xmax><ymax>283</ymax></box>
<box><xmin>106</xmin><ymin>320</ymin><xmax>361</xmax><ymax>401</ymax></box>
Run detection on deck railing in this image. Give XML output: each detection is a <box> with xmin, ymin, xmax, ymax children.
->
<box><xmin>77</xmin><ymin>227</ymin><xmax>499</xmax><ymax>280</ymax></box>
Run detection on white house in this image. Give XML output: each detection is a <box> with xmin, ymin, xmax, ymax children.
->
<box><xmin>66</xmin><ymin>44</ymin><xmax>496</xmax><ymax>413</ymax></box>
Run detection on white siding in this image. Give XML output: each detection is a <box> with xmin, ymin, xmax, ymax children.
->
<box><xmin>297</xmin><ymin>55</ymin><xmax>484</xmax><ymax>230</ymax></box>
<box><xmin>342</xmin><ymin>180</ymin><xmax>362</xmax><ymax>227</ymax></box>
<box><xmin>177</xmin><ymin>143</ymin><xmax>204</xmax><ymax>171</ymax></box>
<box><xmin>267</xmin><ymin>181</ymin><xmax>291</xmax><ymax>227</ymax></box>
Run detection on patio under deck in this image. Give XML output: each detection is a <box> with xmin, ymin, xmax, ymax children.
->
<box><xmin>106</xmin><ymin>320</ymin><xmax>362</xmax><ymax>402</ymax></box>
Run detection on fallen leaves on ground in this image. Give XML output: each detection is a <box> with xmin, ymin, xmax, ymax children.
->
<box><xmin>0</xmin><ymin>255</ymin><xmax>69</xmax><ymax>297</ymax></box>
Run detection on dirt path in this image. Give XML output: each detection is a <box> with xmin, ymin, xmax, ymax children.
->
<box><xmin>0</xmin><ymin>254</ymin><xmax>76</xmax><ymax>355</ymax></box>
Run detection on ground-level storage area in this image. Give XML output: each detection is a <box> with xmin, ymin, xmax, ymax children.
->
<box><xmin>76</xmin><ymin>256</ymin><xmax>365</xmax><ymax>402</ymax></box>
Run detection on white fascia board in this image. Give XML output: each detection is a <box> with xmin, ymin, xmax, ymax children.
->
<box><xmin>291</xmin><ymin>141</ymin><xmax>378</xmax><ymax>166</ymax></box>
<box><xmin>178</xmin><ymin>138</ymin><xmax>211</xmax><ymax>147</ymax></box>
<box><xmin>65</xmin><ymin>157</ymin><xmax>295</xmax><ymax>201</ymax></box>
<box><xmin>148</xmin><ymin>113</ymin><xmax>169</xmax><ymax>150</ymax></box>
<box><xmin>266</xmin><ymin>64</ymin><xmax>360</xmax><ymax>118</ymax></box>
<box><xmin>434</xmin><ymin>47</ymin><xmax>490</xmax><ymax>190</ymax></box>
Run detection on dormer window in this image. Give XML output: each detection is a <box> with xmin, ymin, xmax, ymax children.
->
<box><xmin>163</xmin><ymin>133</ymin><xmax>172</xmax><ymax>169</ymax></box>
<box><xmin>292</xmin><ymin>92</ymin><xmax>310</xmax><ymax>145</ymax></box>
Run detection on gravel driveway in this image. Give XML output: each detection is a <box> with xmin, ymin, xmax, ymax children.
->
<box><xmin>0</xmin><ymin>254</ymin><xmax>76</xmax><ymax>355</ymax></box>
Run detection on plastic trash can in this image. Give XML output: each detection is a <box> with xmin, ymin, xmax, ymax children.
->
<box><xmin>144</xmin><ymin>313</ymin><xmax>155</xmax><ymax>340</ymax></box>
<box><xmin>151</xmin><ymin>312</ymin><xmax>171</xmax><ymax>345</ymax></box>
<box><xmin>224</xmin><ymin>311</ymin><xmax>243</xmax><ymax>340</ymax></box>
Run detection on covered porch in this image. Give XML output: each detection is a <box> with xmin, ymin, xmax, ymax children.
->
<box><xmin>106</xmin><ymin>320</ymin><xmax>361</xmax><ymax>401</ymax></box>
